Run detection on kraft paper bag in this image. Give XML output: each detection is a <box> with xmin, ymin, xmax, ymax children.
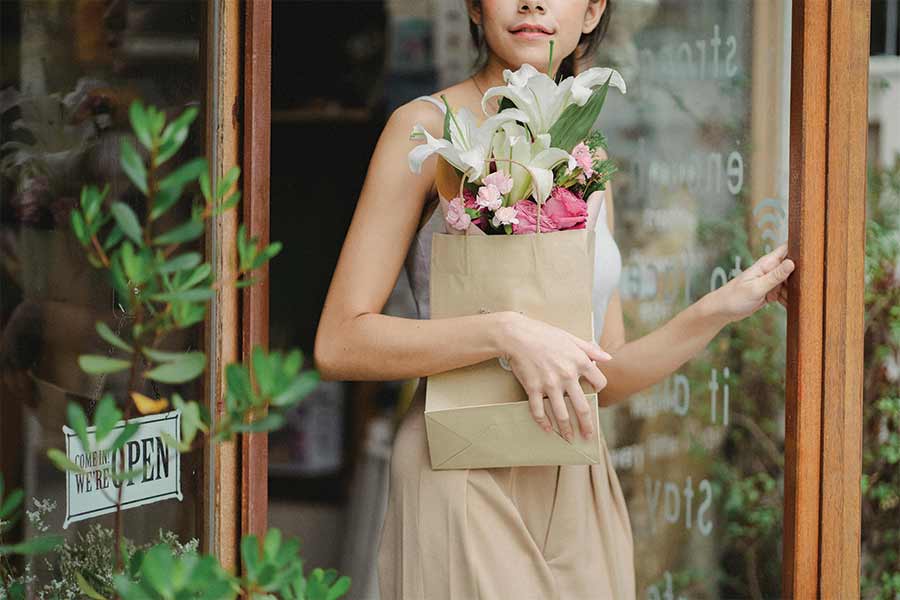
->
<box><xmin>424</xmin><ymin>160</ymin><xmax>606</xmax><ymax>470</ymax></box>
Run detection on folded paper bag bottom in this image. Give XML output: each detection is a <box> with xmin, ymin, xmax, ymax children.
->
<box><xmin>424</xmin><ymin>392</ymin><xmax>604</xmax><ymax>470</ymax></box>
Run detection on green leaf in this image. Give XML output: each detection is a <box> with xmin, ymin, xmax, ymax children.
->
<box><xmin>120</xmin><ymin>241</ymin><xmax>155</xmax><ymax>286</ymax></box>
<box><xmin>96</xmin><ymin>321</ymin><xmax>133</xmax><ymax>353</ymax></box>
<box><xmin>0</xmin><ymin>489</ymin><xmax>23</xmax><ymax>520</ymax></box>
<box><xmin>143</xmin><ymin>347</ymin><xmax>192</xmax><ymax>362</ymax></box>
<box><xmin>172</xmin><ymin>302</ymin><xmax>207</xmax><ymax>328</ymax></box>
<box><xmin>226</xmin><ymin>364</ymin><xmax>254</xmax><ymax>409</ymax></box>
<box><xmin>103</xmin><ymin>225</ymin><xmax>125</xmax><ymax>251</ymax></box>
<box><xmin>172</xmin><ymin>394</ymin><xmax>207</xmax><ymax>446</ymax></box>
<box><xmin>145</xmin><ymin>351</ymin><xmax>206</xmax><ymax>384</ymax></box>
<box><xmin>47</xmin><ymin>448</ymin><xmax>86</xmax><ymax>474</ymax></box>
<box><xmin>67</xmin><ymin>402</ymin><xmax>91</xmax><ymax>450</ymax></box>
<box><xmin>157</xmin><ymin>106</ymin><xmax>200</xmax><ymax>165</ymax></box>
<box><xmin>251</xmin><ymin>346</ymin><xmax>273</xmax><ymax>399</ymax></box>
<box><xmin>232</xmin><ymin>413</ymin><xmax>285</xmax><ymax>433</ymax></box>
<box><xmin>79</xmin><ymin>355</ymin><xmax>132</xmax><ymax>375</ymax></box>
<box><xmin>158</xmin><ymin>252</ymin><xmax>202</xmax><ymax>274</ymax></box>
<box><xmin>180</xmin><ymin>263</ymin><xmax>212</xmax><ymax>290</ymax></box>
<box><xmin>199</xmin><ymin>170</ymin><xmax>212</xmax><ymax>202</ymax></box>
<box><xmin>547</xmin><ymin>76</ymin><xmax>612</xmax><ymax>153</ymax></box>
<box><xmin>111</xmin><ymin>202</ymin><xmax>144</xmax><ymax>246</ymax></box>
<box><xmin>0</xmin><ymin>535</ymin><xmax>63</xmax><ymax>557</ymax></box>
<box><xmin>159</xmin><ymin>431</ymin><xmax>189</xmax><ymax>452</ymax></box>
<box><xmin>150</xmin><ymin>185</ymin><xmax>181</xmax><ymax>221</ymax></box>
<box><xmin>149</xmin><ymin>288</ymin><xmax>215</xmax><ymax>303</ymax></box>
<box><xmin>94</xmin><ymin>393</ymin><xmax>122</xmax><ymax>443</ymax></box>
<box><xmin>250</xmin><ymin>241</ymin><xmax>283</xmax><ymax>270</ymax></box>
<box><xmin>262</xmin><ymin>528</ymin><xmax>282</xmax><ymax>560</ymax></box>
<box><xmin>120</xmin><ymin>138</ymin><xmax>148</xmax><ymax>195</ymax></box>
<box><xmin>71</xmin><ymin>210</ymin><xmax>88</xmax><ymax>245</ymax></box>
<box><xmin>110</xmin><ymin>422</ymin><xmax>139</xmax><ymax>454</ymax></box>
<box><xmin>153</xmin><ymin>218</ymin><xmax>204</xmax><ymax>246</ymax></box>
<box><xmin>326</xmin><ymin>576</ymin><xmax>351</xmax><ymax>600</ymax></box>
<box><xmin>141</xmin><ymin>544</ymin><xmax>176</xmax><ymax>597</ymax></box>
<box><xmin>213</xmin><ymin>190</ymin><xmax>241</xmax><ymax>215</ymax></box>
<box><xmin>158</xmin><ymin>157</ymin><xmax>207</xmax><ymax>193</ymax></box>
<box><xmin>241</xmin><ymin>535</ymin><xmax>261</xmax><ymax>579</ymax></box>
<box><xmin>271</xmin><ymin>371</ymin><xmax>320</xmax><ymax>407</ymax></box>
<box><xmin>129</xmin><ymin>100</ymin><xmax>153</xmax><ymax>151</ymax></box>
<box><xmin>216</xmin><ymin>166</ymin><xmax>240</xmax><ymax>201</ymax></box>
<box><xmin>76</xmin><ymin>572</ymin><xmax>110</xmax><ymax>600</ymax></box>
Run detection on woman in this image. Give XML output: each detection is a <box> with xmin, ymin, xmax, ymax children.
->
<box><xmin>313</xmin><ymin>1</ymin><xmax>794</xmax><ymax>598</ymax></box>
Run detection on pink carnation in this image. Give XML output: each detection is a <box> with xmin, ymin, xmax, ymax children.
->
<box><xmin>571</xmin><ymin>142</ymin><xmax>594</xmax><ymax>178</ymax></box>
<box><xmin>543</xmin><ymin>186</ymin><xmax>588</xmax><ymax>230</ymax></box>
<box><xmin>462</xmin><ymin>189</ymin><xmax>488</xmax><ymax>229</ymax></box>
<box><xmin>511</xmin><ymin>199</ymin><xmax>560</xmax><ymax>234</ymax></box>
<box><xmin>483</xmin><ymin>171</ymin><xmax>513</xmax><ymax>195</ymax></box>
<box><xmin>476</xmin><ymin>184</ymin><xmax>503</xmax><ymax>211</ymax></box>
<box><xmin>445</xmin><ymin>196</ymin><xmax>471</xmax><ymax>231</ymax></box>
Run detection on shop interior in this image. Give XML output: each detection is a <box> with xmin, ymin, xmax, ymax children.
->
<box><xmin>265</xmin><ymin>2</ymin><xmax>471</xmax><ymax>595</ymax></box>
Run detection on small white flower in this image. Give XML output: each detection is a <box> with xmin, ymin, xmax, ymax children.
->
<box><xmin>491</xmin><ymin>206</ymin><xmax>520</xmax><ymax>228</ymax></box>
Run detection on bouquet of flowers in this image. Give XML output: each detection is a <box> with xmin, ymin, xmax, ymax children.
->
<box><xmin>407</xmin><ymin>53</ymin><xmax>628</xmax><ymax>471</ymax></box>
<box><xmin>407</xmin><ymin>59</ymin><xmax>626</xmax><ymax>235</ymax></box>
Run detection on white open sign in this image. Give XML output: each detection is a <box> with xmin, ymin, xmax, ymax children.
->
<box><xmin>61</xmin><ymin>410</ymin><xmax>183</xmax><ymax>529</ymax></box>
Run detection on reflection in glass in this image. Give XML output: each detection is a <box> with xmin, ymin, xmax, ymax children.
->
<box><xmin>590</xmin><ymin>2</ymin><xmax>791</xmax><ymax>598</ymax></box>
<box><xmin>1</xmin><ymin>1</ymin><xmax>207</xmax><ymax>594</ymax></box>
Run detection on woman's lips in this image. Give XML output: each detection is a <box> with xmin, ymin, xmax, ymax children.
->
<box><xmin>511</xmin><ymin>29</ymin><xmax>553</xmax><ymax>40</ymax></box>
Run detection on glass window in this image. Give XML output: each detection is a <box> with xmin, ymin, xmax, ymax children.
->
<box><xmin>591</xmin><ymin>2</ymin><xmax>791</xmax><ymax>597</ymax></box>
<box><xmin>1</xmin><ymin>0</ymin><xmax>208</xmax><ymax>593</ymax></box>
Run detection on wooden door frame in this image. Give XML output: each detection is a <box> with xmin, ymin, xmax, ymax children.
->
<box><xmin>241</xmin><ymin>0</ymin><xmax>272</xmax><ymax>542</ymax></box>
<box><xmin>205</xmin><ymin>0</ymin><xmax>272</xmax><ymax>568</ymax></box>
<box><xmin>784</xmin><ymin>0</ymin><xmax>868</xmax><ymax>596</ymax></box>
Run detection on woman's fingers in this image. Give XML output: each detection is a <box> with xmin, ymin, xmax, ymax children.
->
<box><xmin>755</xmin><ymin>257</ymin><xmax>795</xmax><ymax>296</ymax></box>
<box><xmin>570</xmin><ymin>334</ymin><xmax>613</xmax><ymax>362</ymax></box>
<box><xmin>528</xmin><ymin>389</ymin><xmax>552</xmax><ymax>433</ymax></box>
<box><xmin>565</xmin><ymin>379</ymin><xmax>594</xmax><ymax>439</ymax></box>
<box><xmin>548</xmin><ymin>388</ymin><xmax>575</xmax><ymax>442</ymax></box>
<box><xmin>581</xmin><ymin>360</ymin><xmax>608</xmax><ymax>394</ymax></box>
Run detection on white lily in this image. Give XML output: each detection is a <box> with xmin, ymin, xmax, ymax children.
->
<box><xmin>493</xmin><ymin>122</ymin><xmax>574</xmax><ymax>205</ymax></box>
<box><xmin>408</xmin><ymin>101</ymin><xmax>529</xmax><ymax>182</ymax></box>
<box><xmin>481</xmin><ymin>64</ymin><xmax>626</xmax><ymax>135</ymax></box>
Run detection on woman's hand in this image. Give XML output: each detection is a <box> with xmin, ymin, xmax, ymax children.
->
<box><xmin>497</xmin><ymin>312</ymin><xmax>612</xmax><ymax>442</ymax></box>
<box><xmin>713</xmin><ymin>243</ymin><xmax>795</xmax><ymax>323</ymax></box>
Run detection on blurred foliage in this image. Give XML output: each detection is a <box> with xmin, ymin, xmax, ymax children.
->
<box><xmin>0</xmin><ymin>100</ymin><xmax>348</xmax><ymax>599</ymax></box>
<box><xmin>861</xmin><ymin>153</ymin><xmax>900</xmax><ymax>600</ymax></box>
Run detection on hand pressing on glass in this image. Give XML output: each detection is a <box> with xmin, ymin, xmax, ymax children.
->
<box><xmin>713</xmin><ymin>243</ymin><xmax>795</xmax><ymax>322</ymax></box>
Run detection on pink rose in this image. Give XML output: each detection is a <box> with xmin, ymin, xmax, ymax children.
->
<box><xmin>511</xmin><ymin>199</ymin><xmax>559</xmax><ymax>234</ymax></box>
<box><xmin>445</xmin><ymin>196</ymin><xmax>471</xmax><ymax>231</ymax></box>
<box><xmin>572</xmin><ymin>142</ymin><xmax>594</xmax><ymax>178</ymax></box>
<box><xmin>543</xmin><ymin>186</ymin><xmax>588</xmax><ymax>230</ymax></box>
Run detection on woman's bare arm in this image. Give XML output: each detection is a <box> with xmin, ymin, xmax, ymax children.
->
<box><xmin>313</xmin><ymin>100</ymin><xmax>521</xmax><ymax>382</ymax></box>
<box><xmin>592</xmin><ymin>150</ymin><xmax>793</xmax><ymax>406</ymax></box>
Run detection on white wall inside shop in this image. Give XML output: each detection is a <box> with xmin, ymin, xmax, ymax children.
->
<box><xmin>869</xmin><ymin>56</ymin><xmax>900</xmax><ymax>166</ymax></box>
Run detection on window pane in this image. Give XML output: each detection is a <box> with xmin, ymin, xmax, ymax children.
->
<box><xmin>1</xmin><ymin>0</ymin><xmax>208</xmax><ymax>593</ymax></box>
<box><xmin>591</xmin><ymin>2</ymin><xmax>791</xmax><ymax>597</ymax></box>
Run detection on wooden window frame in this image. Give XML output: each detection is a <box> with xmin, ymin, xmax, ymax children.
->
<box><xmin>784</xmin><ymin>0</ymin><xmax>868</xmax><ymax>596</ymax></box>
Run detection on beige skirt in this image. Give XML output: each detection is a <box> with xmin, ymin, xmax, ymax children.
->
<box><xmin>376</xmin><ymin>378</ymin><xmax>636</xmax><ymax>600</ymax></box>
